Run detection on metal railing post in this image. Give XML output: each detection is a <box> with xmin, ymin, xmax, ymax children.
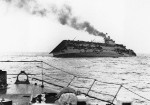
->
<box><xmin>87</xmin><ymin>79</ymin><xmax>96</xmax><ymax>95</ymax></box>
<box><xmin>111</xmin><ymin>84</ymin><xmax>122</xmax><ymax>104</ymax></box>
<box><xmin>41</xmin><ymin>61</ymin><xmax>44</xmax><ymax>88</ymax></box>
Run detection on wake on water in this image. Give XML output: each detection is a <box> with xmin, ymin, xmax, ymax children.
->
<box><xmin>0</xmin><ymin>53</ymin><xmax>150</xmax><ymax>105</ymax></box>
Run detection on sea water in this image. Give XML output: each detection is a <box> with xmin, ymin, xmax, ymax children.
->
<box><xmin>0</xmin><ymin>52</ymin><xmax>150</xmax><ymax>105</ymax></box>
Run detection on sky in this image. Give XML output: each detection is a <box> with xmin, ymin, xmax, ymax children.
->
<box><xmin>0</xmin><ymin>0</ymin><xmax>150</xmax><ymax>54</ymax></box>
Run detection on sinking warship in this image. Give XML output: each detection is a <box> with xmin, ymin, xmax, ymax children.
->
<box><xmin>50</xmin><ymin>35</ymin><xmax>136</xmax><ymax>57</ymax></box>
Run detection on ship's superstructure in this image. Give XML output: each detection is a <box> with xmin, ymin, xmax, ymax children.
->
<box><xmin>50</xmin><ymin>36</ymin><xmax>136</xmax><ymax>57</ymax></box>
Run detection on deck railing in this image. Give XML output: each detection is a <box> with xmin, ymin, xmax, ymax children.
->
<box><xmin>0</xmin><ymin>60</ymin><xmax>150</xmax><ymax>105</ymax></box>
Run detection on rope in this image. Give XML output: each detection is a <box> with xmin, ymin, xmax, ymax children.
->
<box><xmin>0</xmin><ymin>60</ymin><xmax>116</xmax><ymax>104</ymax></box>
<box><xmin>0</xmin><ymin>60</ymin><xmax>42</xmax><ymax>62</ymax></box>
<box><xmin>32</xmin><ymin>78</ymin><xmax>64</xmax><ymax>88</ymax></box>
<box><xmin>42</xmin><ymin>62</ymin><xmax>78</xmax><ymax>77</ymax></box>
<box><xmin>32</xmin><ymin>78</ymin><xmax>115</xmax><ymax>105</ymax></box>
<box><xmin>38</xmin><ymin>61</ymin><xmax>150</xmax><ymax>103</ymax></box>
<box><xmin>7</xmin><ymin>73</ymin><xmax>37</xmax><ymax>75</ymax></box>
<box><xmin>122</xmin><ymin>86</ymin><xmax>150</xmax><ymax>101</ymax></box>
<box><xmin>42</xmin><ymin>61</ymin><xmax>121</xmax><ymax>86</ymax></box>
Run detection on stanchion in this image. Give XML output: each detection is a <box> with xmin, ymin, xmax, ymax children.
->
<box><xmin>41</xmin><ymin>61</ymin><xmax>44</xmax><ymax>88</ymax></box>
<box><xmin>112</xmin><ymin>84</ymin><xmax>122</xmax><ymax>104</ymax></box>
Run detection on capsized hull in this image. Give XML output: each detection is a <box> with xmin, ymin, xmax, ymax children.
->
<box><xmin>53</xmin><ymin>52</ymin><xmax>135</xmax><ymax>58</ymax></box>
<box><xmin>50</xmin><ymin>40</ymin><xmax>136</xmax><ymax>58</ymax></box>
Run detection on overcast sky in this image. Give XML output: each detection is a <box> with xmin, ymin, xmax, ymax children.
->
<box><xmin>0</xmin><ymin>0</ymin><xmax>150</xmax><ymax>54</ymax></box>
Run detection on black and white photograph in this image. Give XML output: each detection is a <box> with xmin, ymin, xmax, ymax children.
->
<box><xmin>0</xmin><ymin>0</ymin><xmax>150</xmax><ymax>105</ymax></box>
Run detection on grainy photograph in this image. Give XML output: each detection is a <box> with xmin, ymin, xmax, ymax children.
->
<box><xmin>0</xmin><ymin>0</ymin><xmax>150</xmax><ymax>105</ymax></box>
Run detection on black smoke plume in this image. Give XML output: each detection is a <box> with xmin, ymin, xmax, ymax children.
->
<box><xmin>3</xmin><ymin>0</ymin><xmax>107</xmax><ymax>38</ymax></box>
<box><xmin>52</xmin><ymin>4</ymin><xmax>106</xmax><ymax>37</ymax></box>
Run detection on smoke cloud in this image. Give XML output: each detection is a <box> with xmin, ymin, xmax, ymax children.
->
<box><xmin>3</xmin><ymin>0</ymin><xmax>107</xmax><ymax>38</ymax></box>
<box><xmin>52</xmin><ymin>4</ymin><xmax>106</xmax><ymax>37</ymax></box>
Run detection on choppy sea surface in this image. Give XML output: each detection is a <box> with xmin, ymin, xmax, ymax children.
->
<box><xmin>0</xmin><ymin>52</ymin><xmax>150</xmax><ymax>105</ymax></box>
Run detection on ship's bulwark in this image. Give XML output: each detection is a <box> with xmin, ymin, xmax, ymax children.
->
<box><xmin>50</xmin><ymin>40</ymin><xmax>136</xmax><ymax>57</ymax></box>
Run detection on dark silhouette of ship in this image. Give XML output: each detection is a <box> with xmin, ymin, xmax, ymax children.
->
<box><xmin>50</xmin><ymin>36</ymin><xmax>136</xmax><ymax>57</ymax></box>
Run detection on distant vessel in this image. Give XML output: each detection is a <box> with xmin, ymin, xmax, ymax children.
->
<box><xmin>50</xmin><ymin>36</ymin><xmax>136</xmax><ymax>57</ymax></box>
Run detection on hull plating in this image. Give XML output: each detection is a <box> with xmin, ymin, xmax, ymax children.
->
<box><xmin>53</xmin><ymin>52</ymin><xmax>134</xmax><ymax>58</ymax></box>
<box><xmin>50</xmin><ymin>40</ymin><xmax>136</xmax><ymax>57</ymax></box>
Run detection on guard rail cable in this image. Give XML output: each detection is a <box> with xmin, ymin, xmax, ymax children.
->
<box><xmin>0</xmin><ymin>60</ymin><xmax>150</xmax><ymax>104</ymax></box>
<box><xmin>41</xmin><ymin>61</ymin><xmax>150</xmax><ymax>103</ymax></box>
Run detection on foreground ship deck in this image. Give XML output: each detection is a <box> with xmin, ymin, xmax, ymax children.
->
<box><xmin>0</xmin><ymin>60</ymin><xmax>149</xmax><ymax>105</ymax></box>
<box><xmin>0</xmin><ymin>84</ymin><xmax>57</xmax><ymax>105</ymax></box>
